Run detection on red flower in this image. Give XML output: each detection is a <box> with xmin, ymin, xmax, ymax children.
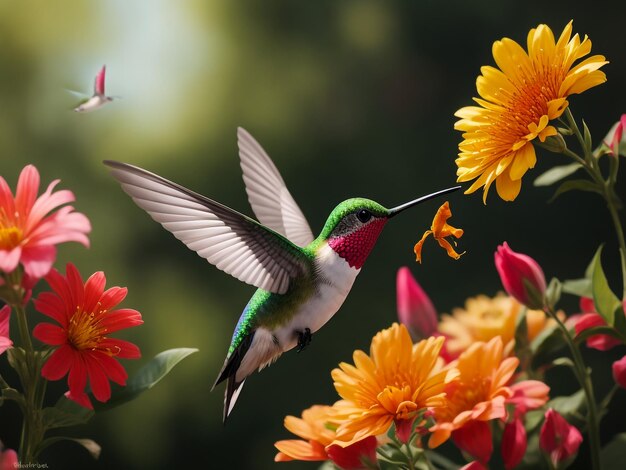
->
<box><xmin>396</xmin><ymin>267</ymin><xmax>438</xmax><ymax>340</ymax></box>
<box><xmin>33</xmin><ymin>263</ymin><xmax>142</xmax><ymax>408</ymax></box>
<box><xmin>452</xmin><ymin>420</ymin><xmax>493</xmax><ymax>464</ymax></box>
<box><xmin>612</xmin><ymin>355</ymin><xmax>626</xmax><ymax>389</ymax></box>
<box><xmin>539</xmin><ymin>409</ymin><xmax>583</xmax><ymax>467</ymax></box>
<box><xmin>0</xmin><ymin>165</ymin><xmax>90</xmax><ymax>279</ymax></box>
<box><xmin>494</xmin><ymin>242</ymin><xmax>546</xmax><ymax>309</ymax></box>
<box><xmin>575</xmin><ymin>297</ymin><xmax>622</xmax><ymax>351</ymax></box>
<box><xmin>0</xmin><ymin>305</ymin><xmax>12</xmax><ymax>355</ymax></box>
<box><xmin>0</xmin><ymin>443</ymin><xmax>18</xmax><ymax>470</ymax></box>
<box><xmin>501</xmin><ymin>418</ymin><xmax>527</xmax><ymax>470</ymax></box>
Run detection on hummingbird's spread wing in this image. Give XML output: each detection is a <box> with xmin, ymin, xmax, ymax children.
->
<box><xmin>94</xmin><ymin>65</ymin><xmax>106</xmax><ymax>96</ymax></box>
<box><xmin>104</xmin><ymin>161</ymin><xmax>310</xmax><ymax>294</ymax></box>
<box><xmin>237</xmin><ymin>128</ymin><xmax>315</xmax><ymax>247</ymax></box>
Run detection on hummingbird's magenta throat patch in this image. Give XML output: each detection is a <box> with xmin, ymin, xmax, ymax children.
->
<box><xmin>328</xmin><ymin>218</ymin><xmax>387</xmax><ymax>269</ymax></box>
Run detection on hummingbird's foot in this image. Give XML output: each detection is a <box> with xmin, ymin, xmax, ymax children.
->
<box><xmin>296</xmin><ymin>328</ymin><xmax>312</xmax><ymax>353</ymax></box>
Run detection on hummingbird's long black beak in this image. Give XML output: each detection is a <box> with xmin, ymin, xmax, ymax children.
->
<box><xmin>388</xmin><ymin>186</ymin><xmax>461</xmax><ymax>218</ymax></box>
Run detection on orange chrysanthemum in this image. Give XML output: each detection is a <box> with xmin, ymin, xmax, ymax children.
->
<box><xmin>455</xmin><ymin>21</ymin><xmax>608</xmax><ymax>202</ymax></box>
<box><xmin>414</xmin><ymin>201</ymin><xmax>464</xmax><ymax>263</ymax></box>
<box><xmin>438</xmin><ymin>293</ymin><xmax>557</xmax><ymax>358</ymax></box>
<box><xmin>330</xmin><ymin>323</ymin><xmax>459</xmax><ymax>447</ymax></box>
<box><xmin>275</xmin><ymin>405</ymin><xmax>335</xmax><ymax>462</ymax></box>
<box><xmin>274</xmin><ymin>405</ymin><xmax>378</xmax><ymax>469</ymax></box>
<box><xmin>428</xmin><ymin>337</ymin><xmax>517</xmax><ymax>449</ymax></box>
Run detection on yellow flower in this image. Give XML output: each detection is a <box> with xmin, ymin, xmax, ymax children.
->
<box><xmin>330</xmin><ymin>323</ymin><xmax>459</xmax><ymax>447</ymax></box>
<box><xmin>455</xmin><ymin>21</ymin><xmax>608</xmax><ymax>202</ymax></box>
<box><xmin>438</xmin><ymin>293</ymin><xmax>557</xmax><ymax>358</ymax></box>
<box><xmin>414</xmin><ymin>201</ymin><xmax>465</xmax><ymax>263</ymax></box>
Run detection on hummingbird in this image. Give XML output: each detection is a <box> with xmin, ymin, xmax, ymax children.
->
<box><xmin>70</xmin><ymin>65</ymin><xmax>116</xmax><ymax>113</ymax></box>
<box><xmin>104</xmin><ymin>128</ymin><xmax>459</xmax><ymax>422</ymax></box>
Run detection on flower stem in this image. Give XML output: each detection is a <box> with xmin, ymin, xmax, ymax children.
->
<box><xmin>9</xmin><ymin>287</ymin><xmax>43</xmax><ymax>463</ymax></box>
<box><xmin>563</xmin><ymin>109</ymin><xmax>626</xmax><ymax>297</ymax></box>
<box><xmin>545</xmin><ymin>305</ymin><xmax>601</xmax><ymax>470</ymax></box>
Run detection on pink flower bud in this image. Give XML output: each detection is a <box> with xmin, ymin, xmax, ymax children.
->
<box><xmin>539</xmin><ymin>409</ymin><xmax>583</xmax><ymax>467</ymax></box>
<box><xmin>0</xmin><ymin>305</ymin><xmax>12</xmax><ymax>355</ymax></box>
<box><xmin>612</xmin><ymin>355</ymin><xmax>626</xmax><ymax>389</ymax></box>
<box><xmin>502</xmin><ymin>418</ymin><xmax>527</xmax><ymax>470</ymax></box>
<box><xmin>495</xmin><ymin>242</ymin><xmax>546</xmax><ymax>309</ymax></box>
<box><xmin>604</xmin><ymin>114</ymin><xmax>626</xmax><ymax>156</ymax></box>
<box><xmin>452</xmin><ymin>420</ymin><xmax>493</xmax><ymax>465</ymax></box>
<box><xmin>0</xmin><ymin>446</ymin><xmax>18</xmax><ymax>470</ymax></box>
<box><xmin>396</xmin><ymin>267</ymin><xmax>438</xmax><ymax>340</ymax></box>
<box><xmin>326</xmin><ymin>436</ymin><xmax>378</xmax><ymax>470</ymax></box>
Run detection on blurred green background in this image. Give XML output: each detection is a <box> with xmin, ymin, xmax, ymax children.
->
<box><xmin>1</xmin><ymin>0</ymin><xmax>625</xmax><ymax>468</ymax></box>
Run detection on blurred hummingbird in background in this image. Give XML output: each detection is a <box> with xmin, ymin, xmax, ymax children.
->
<box><xmin>104</xmin><ymin>128</ymin><xmax>459</xmax><ymax>422</ymax></box>
<box><xmin>69</xmin><ymin>65</ymin><xmax>116</xmax><ymax>113</ymax></box>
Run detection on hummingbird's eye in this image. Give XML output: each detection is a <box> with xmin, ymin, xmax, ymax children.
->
<box><xmin>356</xmin><ymin>209</ymin><xmax>372</xmax><ymax>223</ymax></box>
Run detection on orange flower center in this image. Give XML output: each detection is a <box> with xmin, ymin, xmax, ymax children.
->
<box><xmin>0</xmin><ymin>208</ymin><xmax>23</xmax><ymax>250</ymax></box>
<box><xmin>67</xmin><ymin>305</ymin><xmax>118</xmax><ymax>355</ymax></box>
<box><xmin>0</xmin><ymin>225</ymin><xmax>22</xmax><ymax>250</ymax></box>
<box><xmin>445</xmin><ymin>376</ymin><xmax>490</xmax><ymax>416</ymax></box>
<box><xmin>493</xmin><ymin>72</ymin><xmax>566</xmax><ymax>150</ymax></box>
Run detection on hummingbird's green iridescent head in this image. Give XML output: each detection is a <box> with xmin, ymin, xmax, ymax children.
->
<box><xmin>317</xmin><ymin>187</ymin><xmax>460</xmax><ymax>269</ymax></box>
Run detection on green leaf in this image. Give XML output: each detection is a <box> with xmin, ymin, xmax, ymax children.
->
<box><xmin>590</xmin><ymin>246</ymin><xmax>621</xmax><ymax>325</ymax></box>
<box><xmin>36</xmin><ymin>436</ymin><xmax>101</xmax><ymax>460</ymax></box>
<box><xmin>562</xmin><ymin>278</ymin><xmax>592</xmax><ymax>298</ymax></box>
<box><xmin>94</xmin><ymin>348</ymin><xmax>198</xmax><ymax>411</ymax></box>
<box><xmin>548</xmin><ymin>389</ymin><xmax>586</xmax><ymax>421</ymax></box>
<box><xmin>600</xmin><ymin>433</ymin><xmax>626</xmax><ymax>470</ymax></box>
<box><xmin>1</xmin><ymin>388</ymin><xmax>25</xmax><ymax>409</ymax></box>
<box><xmin>549</xmin><ymin>179</ymin><xmax>602</xmax><ymax>202</ymax></box>
<box><xmin>533</xmin><ymin>163</ymin><xmax>582</xmax><ymax>186</ymax></box>
<box><xmin>514</xmin><ymin>308</ymin><xmax>530</xmax><ymax>359</ymax></box>
<box><xmin>43</xmin><ymin>397</ymin><xmax>94</xmax><ymax>429</ymax></box>
<box><xmin>551</xmin><ymin>357</ymin><xmax>575</xmax><ymax>369</ymax></box>
<box><xmin>530</xmin><ymin>325</ymin><xmax>565</xmax><ymax>368</ymax></box>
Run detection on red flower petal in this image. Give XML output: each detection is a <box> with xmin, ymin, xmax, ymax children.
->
<box><xmin>99</xmin><ymin>286</ymin><xmax>127</xmax><ymax>311</ymax></box>
<box><xmin>83</xmin><ymin>271</ymin><xmax>106</xmax><ymax>314</ymax></box>
<box><xmin>67</xmin><ymin>353</ymin><xmax>88</xmax><ymax>397</ymax></box>
<box><xmin>41</xmin><ymin>345</ymin><xmax>74</xmax><ymax>381</ymax></box>
<box><xmin>502</xmin><ymin>418</ymin><xmax>527</xmax><ymax>470</ymax></box>
<box><xmin>33</xmin><ymin>292</ymin><xmax>68</xmax><ymax>327</ymax></box>
<box><xmin>92</xmin><ymin>350</ymin><xmax>128</xmax><ymax>386</ymax></box>
<box><xmin>85</xmin><ymin>355</ymin><xmax>112</xmax><ymax>403</ymax></box>
<box><xmin>33</xmin><ymin>323</ymin><xmax>67</xmax><ymax>346</ymax></box>
<box><xmin>44</xmin><ymin>268</ymin><xmax>74</xmax><ymax>314</ymax></box>
<box><xmin>65</xmin><ymin>263</ymin><xmax>85</xmax><ymax>311</ymax></box>
<box><xmin>326</xmin><ymin>436</ymin><xmax>378</xmax><ymax>470</ymax></box>
<box><xmin>612</xmin><ymin>355</ymin><xmax>626</xmax><ymax>389</ymax></box>
<box><xmin>99</xmin><ymin>338</ymin><xmax>141</xmax><ymax>359</ymax></box>
<box><xmin>452</xmin><ymin>420</ymin><xmax>493</xmax><ymax>464</ymax></box>
<box><xmin>65</xmin><ymin>389</ymin><xmax>93</xmax><ymax>410</ymax></box>
<box><xmin>100</xmin><ymin>309</ymin><xmax>143</xmax><ymax>333</ymax></box>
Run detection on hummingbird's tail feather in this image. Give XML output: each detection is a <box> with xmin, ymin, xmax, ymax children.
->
<box><xmin>213</xmin><ymin>328</ymin><xmax>284</xmax><ymax>422</ymax></box>
<box><xmin>223</xmin><ymin>378</ymin><xmax>246</xmax><ymax>424</ymax></box>
<box><xmin>212</xmin><ymin>332</ymin><xmax>255</xmax><ymax>391</ymax></box>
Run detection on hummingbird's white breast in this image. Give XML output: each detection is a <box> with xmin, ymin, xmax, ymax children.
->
<box><xmin>74</xmin><ymin>96</ymin><xmax>107</xmax><ymax>113</ymax></box>
<box><xmin>272</xmin><ymin>243</ymin><xmax>360</xmax><ymax>352</ymax></box>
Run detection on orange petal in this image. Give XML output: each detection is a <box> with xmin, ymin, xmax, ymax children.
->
<box><xmin>274</xmin><ymin>439</ymin><xmax>327</xmax><ymax>462</ymax></box>
<box><xmin>435</xmin><ymin>236</ymin><xmax>465</xmax><ymax>260</ymax></box>
<box><xmin>413</xmin><ymin>230</ymin><xmax>432</xmax><ymax>263</ymax></box>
